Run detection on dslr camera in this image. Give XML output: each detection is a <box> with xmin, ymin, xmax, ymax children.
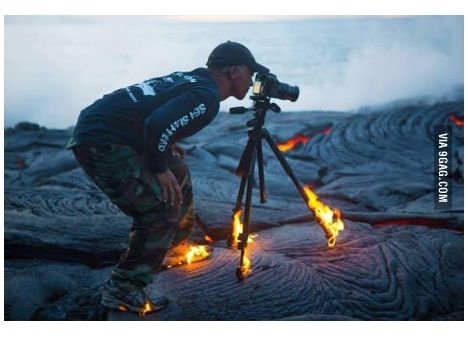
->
<box><xmin>252</xmin><ymin>73</ymin><xmax>299</xmax><ymax>102</ymax></box>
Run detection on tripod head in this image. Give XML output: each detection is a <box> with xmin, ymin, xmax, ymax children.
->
<box><xmin>229</xmin><ymin>96</ymin><xmax>281</xmax><ymax>119</ymax></box>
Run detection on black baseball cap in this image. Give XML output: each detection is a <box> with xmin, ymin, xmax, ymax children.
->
<box><xmin>206</xmin><ymin>41</ymin><xmax>270</xmax><ymax>74</ymax></box>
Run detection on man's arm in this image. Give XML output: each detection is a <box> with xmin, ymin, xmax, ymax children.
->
<box><xmin>143</xmin><ymin>86</ymin><xmax>218</xmax><ymax>173</ymax></box>
<box><xmin>143</xmin><ymin>87</ymin><xmax>218</xmax><ymax>206</ymax></box>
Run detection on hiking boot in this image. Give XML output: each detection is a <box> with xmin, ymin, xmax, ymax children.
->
<box><xmin>162</xmin><ymin>240</ymin><xmax>213</xmax><ymax>268</ymax></box>
<box><xmin>101</xmin><ymin>279</ymin><xmax>169</xmax><ymax>314</ymax></box>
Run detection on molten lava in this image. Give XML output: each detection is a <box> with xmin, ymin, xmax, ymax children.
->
<box><xmin>277</xmin><ymin>128</ymin><xmax>332</xmax><ymax>153</ymax></box>
<box><xmin>303</xmin><ymin>185</ymin><xmax>344</xmax><ymax>247</ymax></box>
<box><xmin>277</xmin><ymin>134</ymin><xmax>310</xmax><ymax>152</ymax></box>
<box><xmin>450</xmin><ymin>113</ymin><xmax>464</xmax><ymax>126</ymax></box>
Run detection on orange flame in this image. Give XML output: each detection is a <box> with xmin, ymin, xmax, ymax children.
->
<box><xmin>231</xmin><ymin>210</ymin><xmax>256</xmax><ymax>279</ymax></box>
<box><xmin>450</xmin><ymin>113</ymin><xmax>464</xmax><ymax>126</ymax></box>
<box><xmin>231</xmin><ymin>210</ymin><xmax>255</xmax><ymax>246</ymax></box>
<box><xmin>204</xmin><ymin>235</ymin><xmax>214</xmax><ymax>243</ymax></box>
<box><xmin>118</xmin><ymin>305</ymin><xmax>128</xmax><ymax>312</ymax></box>
<box><xmin>185</xmin><ymin>245</ymin><xmax>210</xmax><ymax>264</ymax></box>
<box><xmin>139</xmin><ymin>300</ymin><xmax>153</xmax><ymax>317</ymax></box>
<box><xmin>238</xmin><ymin>247</ymin><xmax>252</xmax><ymax>278</ymax></box>
<box><xmin>277</xmin><ymin>134</ymin><xmax>310</xmax><ymax>152</ymax></box>
<box><xmin>231</xmin><ymin>210</ymin><xmax>243</xmax><ymax>245</ymax></box>
<box><xmin>303</xmin><ymin>185</ymin><xmax>344</xmax><ymax>247</ymax></box>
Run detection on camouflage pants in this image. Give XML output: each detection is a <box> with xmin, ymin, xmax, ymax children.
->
<box><xmin>72</xmin><ymin>144</ymin><xmax>194</xmax><ymax>290</ymax></box>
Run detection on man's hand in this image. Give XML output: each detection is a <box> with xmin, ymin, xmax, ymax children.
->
<box><xmin>155</xmin><ymin>170</ymin><xmax>183</xmax><ymax>207</ymax></box>
<box><xmin>170</xmin><ymin>143</ymin><xmax>185</xmax><ymax>159</ymax></box>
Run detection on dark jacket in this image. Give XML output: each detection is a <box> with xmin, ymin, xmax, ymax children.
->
<box><xmin>67</xmin><ymin>68</ymin><xmax>220</xmax><ymax>173</ymax></box>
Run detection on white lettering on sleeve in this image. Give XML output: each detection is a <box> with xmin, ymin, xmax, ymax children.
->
<box><xmin>157</xmin><ymin>103</ymin><xmax>207</xmax><ymax>152</ymax></box>
<box><xmin>125</xmin><ymin>88</ymin><xmax>138</xmax><ymax>103</ymax></box>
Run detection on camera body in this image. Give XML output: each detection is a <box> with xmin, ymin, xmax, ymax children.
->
<box><xmin>252</xmin><ymin>73</ymin><xmax>300</xmax><ymax>102</ymax></box>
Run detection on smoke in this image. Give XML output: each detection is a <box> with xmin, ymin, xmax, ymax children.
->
<box><xmin>4</xmin><ymin>16</ymin><xmax>464</xmax><ymax>128</ymax></box>
<box><xmin>305</xmin><ymin>43</ymin><xmax>463</xmax><ymax>111</ymax></box>
<box><xmin>301</xmin><ymin>16</ymin><xmax>464</xmax><ymax>112</ymax></box>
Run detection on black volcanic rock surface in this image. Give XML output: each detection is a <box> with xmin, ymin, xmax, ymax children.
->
<box><xmin>4</xmin><ymin>101</ymin><xmax>464</xmax><ymax>320</ymax></box>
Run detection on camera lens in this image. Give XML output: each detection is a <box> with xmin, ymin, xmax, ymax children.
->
<box><xmin>269</xmin><ymin>77</ymin><xmax>300</xmax><ymax>102</ymax></box>
<box><xmin>276</xmin><ymin>83</ymin><xmax>300</xmax><ymax>102</ymax></box>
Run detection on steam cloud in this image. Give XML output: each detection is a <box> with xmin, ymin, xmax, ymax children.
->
<box><xmin>4</xmin><ymin>16</ymin><xmax>463</xmax><ymax>128</ymax></box>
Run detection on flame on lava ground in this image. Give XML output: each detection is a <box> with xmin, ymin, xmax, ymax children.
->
<box><xmin>139</xmin><ymin>300</ymin><xmax>153</xmax><ymax>317</ymax></box>
<box><xmin>118</xmin><ymin>305</ymin><xmax>128</xmax><ymax>312</ymax></box>
<box><xmin>162</xmin><ymin>242</ymin><xmax>212</xmax><ymax>268</ymax></box>
<box><xmin>185</xmin><ymin>245</ymin><xmax>211</xmax><ymax>264</ymax></box>
<box><xmin>204</xmin><ymin>235</ymin><xmax>214</xmax><ymax>243</ymax></box>
<box><xmin>303</xmin><ymin>185</ymin><xmax>344</xmax><ymax>247</ymax></box>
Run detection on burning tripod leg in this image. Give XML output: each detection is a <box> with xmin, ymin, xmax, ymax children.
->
<box><xmin>228</xmin><ymin>128</ymin><xmax>262</xmax><ymax>281</ymax></box>
<box><xmin>263</xmin><ymin>130</ymin><xmax>344</xmax><ymax>245</ymax></box>
<box><xmin>236</xmin><ymin>147</ymin><xmax>256</xmax><ymax>280</ymax></box>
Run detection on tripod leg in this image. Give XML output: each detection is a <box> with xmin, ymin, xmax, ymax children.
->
<box><xmin>234</xmin><ymin>167</ymin><xmax>249</xmax><ymax>211</ymax></box>
<box><xmin>241</xmin><ymin>150</ymin><xmax>256</xmax><ymax>246</ymax></box>
<box><xmin>257</xmin><ymin>136</ymin><xmax>267</xmax><ymax>203</ymax></box>
<box><xmin>262</xmin><ymin>129</ymin><xmax>310</xmax><ymax>204</ymax></box>
<box><xmin>227</xmin><ymin>167</ymin><xmax>249</xmax><ymax>247</ymax></box>
<box><xmin>228</xmin><ymin>133</ymin><xmax>258</xmax><ymax>247</ymax></box>
<box><xmin>237</xmin><ymin>149</ymin><xmax>256</xmax><ymax>280</ymax></box>
<box><xmin>235</xmin><ymin>132</ymin><xmax>257</xmax><ymax>177</ymax></box>
<box><xmin>264</xmin><ymin>129</ymin><xmax>339</xmax><ymax>244</ymax></box>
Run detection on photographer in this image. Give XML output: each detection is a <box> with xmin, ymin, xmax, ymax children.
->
<box><xmin>67</xmin><ymin>41</ymin><xmax>268</xmax><ymax>313</ymax></box>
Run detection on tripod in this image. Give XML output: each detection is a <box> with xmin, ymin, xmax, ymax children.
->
<box><xmin>227</xmin><ymin>96</ymin><xmax>334</xmax><ymax>281</ymax></box>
